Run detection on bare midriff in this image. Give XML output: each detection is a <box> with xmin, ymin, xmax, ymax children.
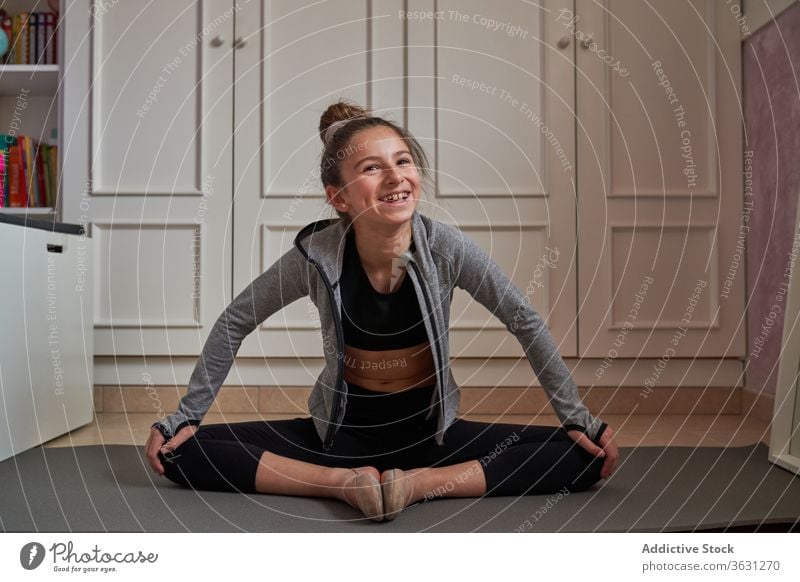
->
<box><xmin>343</xmin><ymin>341</ymin><xmax>436</xmax><ymax>393</ymax></box>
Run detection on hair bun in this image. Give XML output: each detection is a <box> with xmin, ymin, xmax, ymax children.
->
<box><xmin>319</xmin><ymin>99</ymin><xmax>371</xmax><ymax>144</ymax></box>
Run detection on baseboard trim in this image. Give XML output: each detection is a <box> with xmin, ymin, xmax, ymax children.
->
<box><xmin>741</xmin><ymin>389</ymin><xmax>775</xmax><ymax>423</ymax></box>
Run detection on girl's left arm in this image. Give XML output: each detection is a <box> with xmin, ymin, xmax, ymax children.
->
<box><xmin>450</xmin><ymin>228</ymin><xmax>607</xmax><ymax>445</ymax></box>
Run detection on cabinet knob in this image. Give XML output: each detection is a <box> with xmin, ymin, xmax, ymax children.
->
<box><xmin>233</xmin><ymin>36</ymin><xmax>247</xmax><ymax>49</ymax></box>
<box><xmin>581</xmin><ymin>34</ymin><xmax>595</xmax><ymax>49</ymax></box>
<box><xmin>557</xmin><ymin>35</ymin><xmax>571</xmax><ymax>49</ymax></box>
<box><xmin>210</xmin><ymin>35</ymin><xmax>224</xmax><ymax>47</ymax></box>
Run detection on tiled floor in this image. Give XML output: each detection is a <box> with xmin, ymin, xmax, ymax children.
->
<box><xmin>42</xmin><ymin>412</ymin><xmax>772</xmax><ymax>449</ymax></box>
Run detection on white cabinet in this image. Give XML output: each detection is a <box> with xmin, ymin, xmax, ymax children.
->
<box><xmin>0</xmin><ymin>217</ymin><xmax>93</xmax><ymax>461</ymax></box>
<box><xmin>62</xmin><ymin>1</ymin><xmax>745</xmax><ymax>384</ymax></box>
<box><xmin>576</xmin><ymin>0</ymin><xmax>745</xmax><ymax>358</ymax></box>
<box><xmin>63</xmin><ymin>0</ymin><xmax>234</xmax><ymax>356</ymax></box>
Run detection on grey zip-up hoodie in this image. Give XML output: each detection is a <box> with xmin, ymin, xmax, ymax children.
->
<box><xmin>154</xmin><ymin>210</ymin><xmax>607</xmax><ymax>450</ymax></box>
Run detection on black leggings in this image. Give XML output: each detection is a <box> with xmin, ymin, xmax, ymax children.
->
<box><xmin>159</xmin><ymin>383</ymin><xmax>603</xmax><ymax>497</ymax></box>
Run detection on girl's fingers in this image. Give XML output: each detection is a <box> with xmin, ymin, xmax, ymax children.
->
<box><xmin>568</xmin><ymin>430</ymin><xmax>606</xmax><ymax>458</ymax></box>
<box><xmin>145</xmin><ymin>430</ymin><xmax>166</xmax><ymax>475</ymax></box>
<box><xmin>160</xmin><ymin>426</ymin><xmax>197</xmax><ymax>453</ymax></box>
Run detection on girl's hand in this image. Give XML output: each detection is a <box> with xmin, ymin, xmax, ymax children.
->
<box><xmin>144</xmin><ymin>424</ymin><xmax>198</xmax><ymax>475</ymax></box>
<box><xmin>566</xmin><ymin>425</ymin><xmax>619</xmax><ymax>479</ymax></box>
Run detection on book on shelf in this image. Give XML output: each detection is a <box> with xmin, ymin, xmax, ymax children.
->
<box><xmin>1</xmin><ymin>10</ymin><xmax>58</xmax><ymax>65</ymax></box>
<box><xmin>0</xmin><ymin>135</ymin><xmax>57</xmax><ymax>209</ymax></box>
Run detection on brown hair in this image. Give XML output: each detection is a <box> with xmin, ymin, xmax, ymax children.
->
<box><xmin>318</xmin><ymin>99</ymin><xmax>432</xmax><ymax>221</ymax></box>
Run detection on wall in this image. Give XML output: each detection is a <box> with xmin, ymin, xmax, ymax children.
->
<box><xmin>744</xmin><ymin>2</ymin><xmax>800</xmax><ymax>396</ymax></box>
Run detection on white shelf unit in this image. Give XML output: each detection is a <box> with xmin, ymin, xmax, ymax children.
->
<box><xmin>0</xmin><ymin>0</ymin><xmax>61</xmax><ymax>217</ymax></box>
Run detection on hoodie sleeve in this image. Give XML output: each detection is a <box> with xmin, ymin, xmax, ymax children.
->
<box><xmin>152</xmin><ymin>246</ymin><xmax>310</xmax><ymax>440</ymax></box>
<box><xmin>450</xmin><ymin>228</ymin><xmax>607</xmax><ymax>445</ymax></box>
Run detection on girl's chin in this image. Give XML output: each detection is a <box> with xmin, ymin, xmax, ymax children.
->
<box><xmin>379</xmin><ymin>201</ymin><xmax>417</xmax><ymax>220</ymax></box>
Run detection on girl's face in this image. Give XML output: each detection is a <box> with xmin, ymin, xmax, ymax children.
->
<box><xmin>325</xmin><ymin>125</ymin><xmax>421</xmax><ymax>229</ymax></box>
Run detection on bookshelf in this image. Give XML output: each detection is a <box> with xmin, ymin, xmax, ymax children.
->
<box><xmin>0</xmin><ymin>0</ymin><xmax>61</xmax><ymax>220</ymax></box>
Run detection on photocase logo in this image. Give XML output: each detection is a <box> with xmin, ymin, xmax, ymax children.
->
<box><xmin>19</xmin><ymin>542</ymin><xmax>46</xmax><ymax>570</ymax></box>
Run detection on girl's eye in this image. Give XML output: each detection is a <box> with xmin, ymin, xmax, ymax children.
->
<box><xmin>364</xmin><ymin>159</ymin><xmax>413</xmax><ymax>172</ymax></box>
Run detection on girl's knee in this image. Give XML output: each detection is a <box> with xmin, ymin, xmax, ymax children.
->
<box><xmin>565</xmin><ymin>454</ymin><xmax>603</xmax><ymax>492</ymax></box>
<box><xmin>159</xmin><ymin>451</ymin><xmax>187</xmax><ymax>487</ymax></box>
<box><xmin>158</xmin><ymin>438</ymin><xmax>199</xmax><ymax>488</ymax></box>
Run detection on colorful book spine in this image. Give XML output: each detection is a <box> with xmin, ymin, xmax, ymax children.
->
<box><xmin>44</xmin><ymin>12</ymin><xmax>57</xmax><ymax>65</ymax></box>
<box><xmin>16</xmin><ymin>13</ymin><xmax>30</xmax><ymax>64</ymax></box>
<box><xmin>1</xmin><ymin>11</ymin><xmax>61</xmax><ymax>65</ymax></box>
<box><xmin>0</xmin><ymin>136</ymin><xmax>58</xmax><ymax>208</ymax></box>
<box><xmin>28</xmin><ymin>13</ymin><xmax>38</xmax><ymax>64</ymax></box>
<box><xmin>0</xmin><ymin>153</ymin><xmax>5</xmax><ymax>207</ymax></box>
<box><xmin>0</xmin><ymin>135</ymin><xmax>12</xmax><ymax>207</ymax></box>
<box><xmin>36</xmin><ymin>145</ymin><xmax>46</xmax><ymax>206</ymax></box>
<box><xmin>8</xmin><ymin>144</ymin><xmax>22</xmax><ymax>206</ymax></box>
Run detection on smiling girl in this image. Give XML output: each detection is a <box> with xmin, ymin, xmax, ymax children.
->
<box><xmin>145</xmin><ymin>99</ymin><xmax>618</xmax><ymax>523</ymax></box>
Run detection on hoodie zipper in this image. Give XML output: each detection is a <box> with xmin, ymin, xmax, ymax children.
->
<box><xmin>409</xmin><ymin>261</ymin><xmax>445</xmax><ymax>439</ymax></box>
<box><xmin>305</xmin><ymin>257</ymin><xmax>345</xmax><ymax>451</ymax></box>
<box><xmin>292</xmin><ymin>219</ymin><xmax>345</xmax><ymax>451</ymax></box>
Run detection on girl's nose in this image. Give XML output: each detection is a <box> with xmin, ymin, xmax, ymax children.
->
<box><xmin>384</xmin><ymin>166</ymin><xmax>405</xmax><ymax>183</ymax></box>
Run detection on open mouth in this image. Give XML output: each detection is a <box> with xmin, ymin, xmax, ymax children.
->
<box><xmin>378</xmin><ymin>191</ymin><xmax>411</xmax><ymax>205</ymax></box>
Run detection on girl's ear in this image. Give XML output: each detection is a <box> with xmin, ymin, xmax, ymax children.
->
<box><xmin>325</xmin><ymin>184</ymin><xmax>345</xmax><ymax>208</ymax></box>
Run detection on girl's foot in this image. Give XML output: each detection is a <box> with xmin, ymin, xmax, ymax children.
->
<box><xmin>380</xmin><ymin>468</ymin><xmax>418</xmax><ymax>521</ymax></box>
<box><xmin>341</xmin><ymin>467</ymin><xmax>384</xmax><ymax>522</ymax></box>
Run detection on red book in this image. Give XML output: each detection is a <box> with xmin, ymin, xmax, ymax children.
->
<box><xmin>8</xmin><ymin>144</ymin><xmax>24</xmax><ymax>207</ymax></box>
<box><xmin>0</xmin><ymin>153</ymin><xmax>5</xmax><ymax>207</ymax></box>
<box><xmin>36</xmin><ymin>145</ymin><xmax>47</xmax><ymax>206</ymax></box>
<box><xmin>17</xmin><ymin>140</ymin><xmax>29</xmax><ymax>206</ymax></box>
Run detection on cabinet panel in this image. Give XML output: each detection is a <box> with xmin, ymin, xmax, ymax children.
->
<box><xmin>408</xmin><ymin>0</ymin><xmax>578</xmax><ymax>357</ymax></box>
<box><xmin>92</xmin><ymin>0</ymin><xmax>205</xmax><ymax>195</ymax></box>
<box><xmin>89</xmin><ymin>0</ymin><xmax>235</xmax><ymax>355</ymax></box>
<box><xmin>577</xmin><ymin>0</ymin><xmax>745</xmax><ymax>358</ymax></box>
<box><xmin>435</xmin><ymin>1</ymin><xmax>545</xmax><ymax>197</ymax></box>
<box><xmin>234</xmin><ymin>0</ymin><xmax>370</xmax><ymax>357</ymax></box>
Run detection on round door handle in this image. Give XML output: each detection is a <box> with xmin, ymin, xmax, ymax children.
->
<box><xmin>233</xmin><ymin>36</ymin><xmax>247</xmax><ymax>49</ymax></box>
<box><xmin>581</xmin><ymin>34</ymin><xmax>595</xmax><ymax>49</ymax></box>
<box><xmin>210</xmin><ymin>35</ymin><xmax>224</xmax><ymax>47</ymax></box>
<box><xmin>557</xmin><ymin>35</ymin><xmax>570</xmax><ymax>49</ymax></box>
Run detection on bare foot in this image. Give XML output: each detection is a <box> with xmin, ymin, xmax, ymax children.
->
<box><xmin>380</xmin><ymin>468</ymin><xmax>425</xmax><ymax>516</ymax></box>
<box><xmin>340</xmin><ymin>466</ymin><xmax>383</xmax><ymax>521</ymax></box>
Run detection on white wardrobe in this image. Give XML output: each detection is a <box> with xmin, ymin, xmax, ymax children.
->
<box><xmin>61</xmin><ymin>0</ymin><xmax>745</xmax><ymax>390</ymax></box>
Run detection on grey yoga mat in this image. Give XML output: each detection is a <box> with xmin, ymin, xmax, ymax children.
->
<box><xmin>1</xmin><ymin>443</ymin><xmax>798</xmax><ymax>532</ymax></box>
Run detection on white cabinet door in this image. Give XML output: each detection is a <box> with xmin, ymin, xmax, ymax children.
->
<box><xmin>407</xmin><ymin>0</ymin><xmax>579</xmax><ymax>358</ymax></box>
<box><xmin>576</xmin><ymin>0</ymin><xmax>746</xmax><ymax>358</ymax></box>
<box><xmin>233</xmin><ymin>0</ymin><xmax>375</xmax><ymax>358</ymax></box>
<box><xmin>87</xmin><ymin>0</ymin><xmax>235</xmax><ymax>356</ymax></box>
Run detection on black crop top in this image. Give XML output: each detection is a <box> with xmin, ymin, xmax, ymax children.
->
<box><xmin>340</xmin><ymin>230</ymin><xmax>429</xmax><ymax>350</ymax></box>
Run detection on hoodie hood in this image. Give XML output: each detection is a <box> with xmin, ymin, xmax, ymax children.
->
<box><xmin>293</xmin><ymin>211</ymin><xmax>424</xmax><ymax>286</ymax></box>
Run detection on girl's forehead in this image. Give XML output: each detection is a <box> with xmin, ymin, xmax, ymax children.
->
<box><xmin>351</xmin><ymin>126</ymin><xmax>403</xmax><ymax>148</ymax></box>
